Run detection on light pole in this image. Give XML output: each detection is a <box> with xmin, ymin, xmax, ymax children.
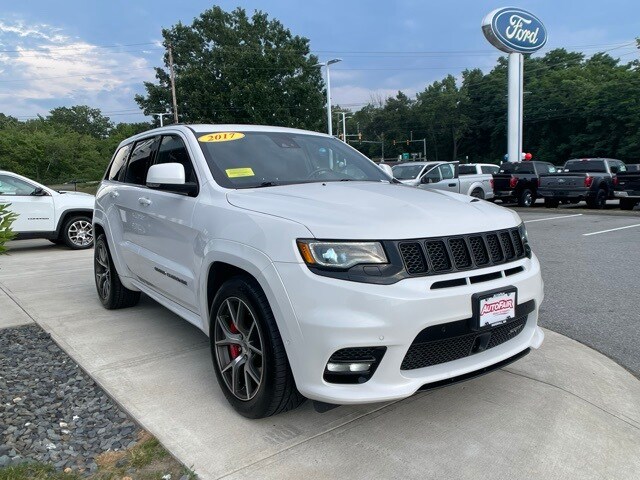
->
<box><xmin>338</xmin><ymin>111</ymin><xmax>351</xmax><ymax>142</ymax></box>
<box><xmin>314</xmin><ymin>58</ymin><xmax>342</xmax><ymax>136</ymax></box>
<box><xmin>151</xmin><ymin>112</ymin><xmax>170</xmax><ymax>127</ymax></box>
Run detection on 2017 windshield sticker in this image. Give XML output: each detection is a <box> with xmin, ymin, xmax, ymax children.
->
<box><xmin>225</xmin><ymin>167</ymin><xmax>255</xmax><ymax>178</ymax></box>
<box><xmin>198</xmin><ymin>132</ymin><xmax>245</xmax><ymax>142</ymax></box>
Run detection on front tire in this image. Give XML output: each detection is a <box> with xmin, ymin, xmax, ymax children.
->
<box><xmin>94</xmin><ymin>234</ymin><xmax>140</xmax><ymax>309</ymax></box>
<box><xmin>210</xmin><ymin>275</ymin><xmax>305</xmax><ymax>418</ymax></box>
<box><xmin>62</xmin><ymin>215</ymin><xmax>94</xmax><ymax>249</ymax></box>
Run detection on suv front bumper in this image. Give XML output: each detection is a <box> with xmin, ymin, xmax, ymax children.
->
<box><xmin>269</xmin><ymin>254</ymin><xmax>544</xmax><ymax>405</ymax></box>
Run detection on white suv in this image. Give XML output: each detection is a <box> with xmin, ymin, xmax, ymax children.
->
<box><xmin>94</xmin><ymin>125</ymin><xmax>544</xmax><ymax>418</ymax></box>
<box><xmin>0</xmin><ymin>171</ymin><xmax>94</xmax><ymax>249</ymax></box>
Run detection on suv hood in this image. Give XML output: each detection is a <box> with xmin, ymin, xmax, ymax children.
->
<box><xmin>227</xmin><ymin>182</ymin><xmax>520</xmax><ymax>239</ymax></box>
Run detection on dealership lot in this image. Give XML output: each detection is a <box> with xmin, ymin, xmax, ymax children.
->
<box><xmin>1</xmin><ymin>209</ymin><xmax>640</xmax><ymax>479</ymax></box>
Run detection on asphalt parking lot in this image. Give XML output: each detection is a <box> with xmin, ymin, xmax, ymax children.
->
<box><xmin>1</xmin><ymin>206</ymin><xmax>639</xmax><ymax>479</ymax></box>
<box><xmin>514</xmin><ymin>207</ymin><xmax>640</xmax><ymax>376</ymax></box>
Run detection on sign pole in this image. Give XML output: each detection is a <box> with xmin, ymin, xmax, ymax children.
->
<box><xmin>507</xmin><ymin>52</ymin><xmax>523</xmax><ymax>163</ymax></box>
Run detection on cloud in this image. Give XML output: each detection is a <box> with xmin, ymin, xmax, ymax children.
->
<box><xmin>0</xmin><ymin>20</ymin><xmax>155</xmax><ymax>121</ymax></box>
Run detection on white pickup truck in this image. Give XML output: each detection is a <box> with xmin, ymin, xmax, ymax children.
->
<box><xmin>392</xmin><ymin>161</ymin><xmax>494</xmax><ymax>199</ymax></box>
<box><xmin>0</xmin><ymin>171</ymin><xmax>94</xmax><ymax>249</ymax></box>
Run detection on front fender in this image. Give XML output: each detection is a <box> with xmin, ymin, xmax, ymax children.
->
<box><xmin>197</xmin><ymin>240</ymin><xmax>303</xmax><ymax>349</ymax></box>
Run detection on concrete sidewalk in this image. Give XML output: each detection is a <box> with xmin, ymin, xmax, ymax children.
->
<box><xmin>1</xmin><ymin>240</ymin><xmax>639</xmax><ymax>480</ymax></box>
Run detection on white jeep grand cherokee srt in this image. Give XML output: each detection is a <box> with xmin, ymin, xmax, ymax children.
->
<box><xmin>93</xmin><ymin>125</ymin><xmax>544</xmax><ymax>418</ymax></box>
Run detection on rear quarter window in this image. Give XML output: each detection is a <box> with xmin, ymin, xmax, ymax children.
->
<box><xmin>106</xmin><ymin>144</ymin><xmax>132</xmax><ymax>181</ymax></box>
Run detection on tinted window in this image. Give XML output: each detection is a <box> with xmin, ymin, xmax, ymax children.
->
<box><xmin>563</xmin><ymin>160</ymin><xmax>607</xmax><ymax>173</ymax></box>
<box><xmin>481</xmin><ymin>165</ymin><xmax>499</xmax><ymax>175</ymax></box>
<box><xmin>124</xmin><ymin>138</ymin><xmax>158</xmax><ymax>185</ymax></box>
<box><xmin>156</xmin><ymin>135</ymin><xmax>197</xmax><ymax>183</ymax></box>
<box><xmin>544</xmin><ymin>164</ymin><xmax>557</xmax><ymax>173</ymax></box>
<box><xmin>0</xmin><ymin>175</ymin><xmax>38</xmax><ymax>196</ymax></box>
<box><xmin>458</xmin><ymin>165</ymin><xmax>476</xmax><ymax>175</ymax></box>
<box><xmin>197</xmin><ymin>131</ymin><xmax>388</xmax><ymax>189</ymax></box>
<box><xmin>107</xmin><ymin>144</ymin><xmax>131</xmax><ymax>181</ymax></box>
<box><xmin>499</xmin><ymin>162</ymin><xmax>534</xmax><ymax>174</ymax></box>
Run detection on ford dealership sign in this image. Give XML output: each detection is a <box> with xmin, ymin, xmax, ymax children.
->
<box><xmin>482</xmin><ymin>7</ymin><xmax>547</xmax><ymax>53</ymax></box>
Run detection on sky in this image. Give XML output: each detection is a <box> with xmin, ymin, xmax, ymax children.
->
<box><xmin>0</xmin><ymin>0</ymin><xmax>638</xmax><ymax>123</ymax></box>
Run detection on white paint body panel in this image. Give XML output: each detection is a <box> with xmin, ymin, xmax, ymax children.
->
<box><xmin>95</xmin><ymin>125</ymin><xmax>545</xmax><ymax>405</ymax></box>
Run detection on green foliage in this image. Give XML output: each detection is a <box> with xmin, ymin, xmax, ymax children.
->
<box><xmin>349</xmin><ymin>48</ymin><xmax>640</xmax><ymax>164</ymax></box>
<box><xmin>46</xmin><ymin>106</ymin><xmax>113</xmax><ymax>138</ymax></box>
<box><xmin>135</xmin><ymin>6</ymin><xmax>325</xmax><ymax>131</ymax></box>
<box><xmin>0</xmin><ymin>106</ymin><xmax>151</xmax><ymax>184</ymax></box>
<box><xmin>0</xmin><ymin>203</ymin><xmax>17</xmax><ymax>254</ymax></box>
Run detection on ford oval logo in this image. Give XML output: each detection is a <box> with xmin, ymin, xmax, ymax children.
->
<box><xmin>482</xmin><ymin>7</ymin><xmax>547</xmax><ymax>54</ymax></box>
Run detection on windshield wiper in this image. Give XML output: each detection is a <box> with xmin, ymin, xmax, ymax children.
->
<box><xmin>254</xmin><ymin>181</ymin><xmax>280</xmax><ymax>188</ymax></box>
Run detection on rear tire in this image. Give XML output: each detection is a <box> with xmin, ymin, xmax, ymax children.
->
<box><xmin>470</xmin><ymin>188</ymin><xmax>484</xmax><ymax>199</ymax></box>
<box><xmin>61</xmin><ymin>215</ymin><xmax>94</xmax><ymax>249</ymax></box>
<box><xmin>518</xmin><ymin>189</ymin><xmax>534</xmax><ymax>207</ymax></box>
<box><xmin>586</xmin><ymin>188</ymin><xmax>607</xmax><ymax>209</ymax></box>
<box><xmin>544</xmin><ymin>198</ymin><xmax>559</xmax><ymax>208</ymax></box>
<box><xmin>620</xmin><ymin>198</ymin><xmax>637</xmax><ymax>211</ymax></box>
<box><xmin>210</xmin><ymin>275</ymin><xmax>305</xmax><ymax>418</ymax></box>
<box><xmin>94</xmin><ymin>234</ymin><xmax>140</xmax><ymax>309</ymax></box>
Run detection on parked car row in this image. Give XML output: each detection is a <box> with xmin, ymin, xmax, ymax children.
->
<box><xmin>391</xmin><ymin>158</ymin><xmax>639</xmax><ymax>210</ymax></box>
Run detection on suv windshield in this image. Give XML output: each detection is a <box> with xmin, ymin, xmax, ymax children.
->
<box><xmin>392</xmin><ymin>164</ymin><xmax>430</xmax><ymax>180</ymax></box>
<box><xmin>563</xmin><ymin>159</ymin><xmax>607</xmax><ymax>173</ymax></box>
<box><xmin>197</xmin><ymin>131</ymin><xmax>388</xmax><ymax>188</ymax></box>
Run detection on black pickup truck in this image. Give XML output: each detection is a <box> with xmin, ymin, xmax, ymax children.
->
<box><xmin>614</xmin><ymin>167</ymin><xmax>640</xmax><ymax>210</ymax></box>
<box><xmin>537</xmin><ymin>158</ymin><xmax>626</xmax><ymax>209</ymax></box>
<box><xmin>492</xmin><ymin>161</ymin><xmax>557</xmax><ymax>207</ymax></box>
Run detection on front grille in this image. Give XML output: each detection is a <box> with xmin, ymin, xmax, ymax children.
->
<box><xmin>426</xmin><ymin>241</ymin><xmax>451</xmax><ymax>272</ymax></box>
<box><xmin>399</xmin><ymin>243</ymin><xmax>427</xmax><ymax>274</ymax></box>
<box><xmin>398</xmin><ymin>228</ymin><xmax>525</xmax><ymax>277</ymax></box>
<box><xmin>401</xmin><ymin>315</ymin><xmax>528</xmax><ymax>370</ymax></box>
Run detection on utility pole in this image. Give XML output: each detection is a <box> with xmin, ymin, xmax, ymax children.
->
<box><xmin>167</xmin><ymin>43</ymin><xmax>179</xmax><ymax>124</ymax></box>
<box><xmin>151</xmin><ymin>113</ymin><xmax>169</xmax><ymax>127</ymax></box>
<box><xmin>314</xmin><ymin>59</ymin><xmax>342</xmax><ymax>136</ymax></box>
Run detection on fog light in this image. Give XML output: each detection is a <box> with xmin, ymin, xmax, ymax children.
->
<box><xmin>327</xmin><ymin>362</ymin><xmax>372</xmax><ymax>373</ymax></box>
<box><xmin>323</xmin><ymin>347</ymin><xmax>387</xmax><ymax>384</ymax></box>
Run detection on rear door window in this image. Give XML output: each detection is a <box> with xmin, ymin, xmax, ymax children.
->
<box><xmin>481</xmin><ymin>165</ymin><xmax>499</xmax><ymax>175</ymax></box>
<box><xmin>124</xmin><ymin>137</ymin><xmax>159</xmax><ymax>186</ymax></box>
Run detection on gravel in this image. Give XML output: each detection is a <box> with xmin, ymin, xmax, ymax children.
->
<box><xmin>0</xmin><ymin>324</ymin><xmax>141</xmax><ymax>472</ymax></box>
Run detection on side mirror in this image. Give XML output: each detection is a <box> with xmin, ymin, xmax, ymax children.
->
<box><xmin>378</xmin><ymin>163</ymin><xmax>393</xmax><ymax>177</ymax></box>
<box><xmin>31</xmin><ymin>187</ymin><xmax>46</xmax><ymax>196</ymax></box>
<box><xmin>146</xmin><ymin>163</ymin><xmax>197</xmax><ymax>195</ymax></box>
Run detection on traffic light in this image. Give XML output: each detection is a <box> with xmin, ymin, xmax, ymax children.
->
<box><xmin>406</xmin><ymin>139</ymin><xmax>410</xmax><ymax>145</ymax></box>
<box><xmin>358</xmin><ymin>132</ymin><xmax>362</xmax><ymax>142</ymax></box>
<box><xmin>393</xmin><ymin>140</ymin><xmax>396</xmax><ymax>146</ymax></box>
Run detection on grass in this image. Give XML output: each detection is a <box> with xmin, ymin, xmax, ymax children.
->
<box><xmin>0</xmin><ymin>431</ymin><xmax>197</xmax><ymax>480</ymax></box>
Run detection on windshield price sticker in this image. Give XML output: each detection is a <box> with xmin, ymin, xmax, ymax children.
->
<box><xmin>225</xmin><ymin>167</ymin><xmax>255</xmax><ymax>178</ymax></box>
<box><xmin>479</xmin><ymin>291</ymin><xmax>516</xmax><ymax>328</ymax></box>
<box><xmin>198</xmin><ymin>132</ymin><xmax>245</xmax><ymax>143</ymax></box>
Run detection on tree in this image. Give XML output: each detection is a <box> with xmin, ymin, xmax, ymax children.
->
<box><xmin>135</xmin><ymin>6</ymin><xmax>325</xmax><ymax>131</ymax></box>
<box><xmin>0</xmin><ymin>203</ymin><xmax>17</xmax><ymax>254</ymax></box>
<box><xmin>47</xmin><ymin>105</ymin><xmax>114</xmax><ymax>138</ymax></box>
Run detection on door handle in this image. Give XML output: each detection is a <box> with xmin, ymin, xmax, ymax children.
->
<box><xmin>138</xmin><ymin>197</ymin><xmax>152</xmax><ymax>206</ymax></box>
<box><xmin>448</xmin><ymin>183</ymin><xmax>456</xmax><ymax>187</ymax></box>
<box><xmin>110</xmin><ymin>191</ymin><xmax>119</xmax><ymax>198</ymax></box>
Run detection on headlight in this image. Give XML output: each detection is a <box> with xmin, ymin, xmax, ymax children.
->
<box><xmin>518</xmin><ymin>222</ymin><xmax>532</xmax><ymax>257</ymax></box>
<box><xmin>297</xmin><ymin>240</ymin><xmax>388</xmax><ymax>269</ymax></box>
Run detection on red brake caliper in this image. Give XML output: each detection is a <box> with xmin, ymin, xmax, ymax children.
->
<box><xmin>229</xmin><ymin>321</ymin><xmax>241</xmax><ymax>359</ymax></box>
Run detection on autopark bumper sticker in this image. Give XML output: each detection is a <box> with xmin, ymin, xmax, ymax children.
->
<box><xmin>225</xmin><ymin>168</ymin><xmax>255</xmax><ymax>178</ymax></box>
